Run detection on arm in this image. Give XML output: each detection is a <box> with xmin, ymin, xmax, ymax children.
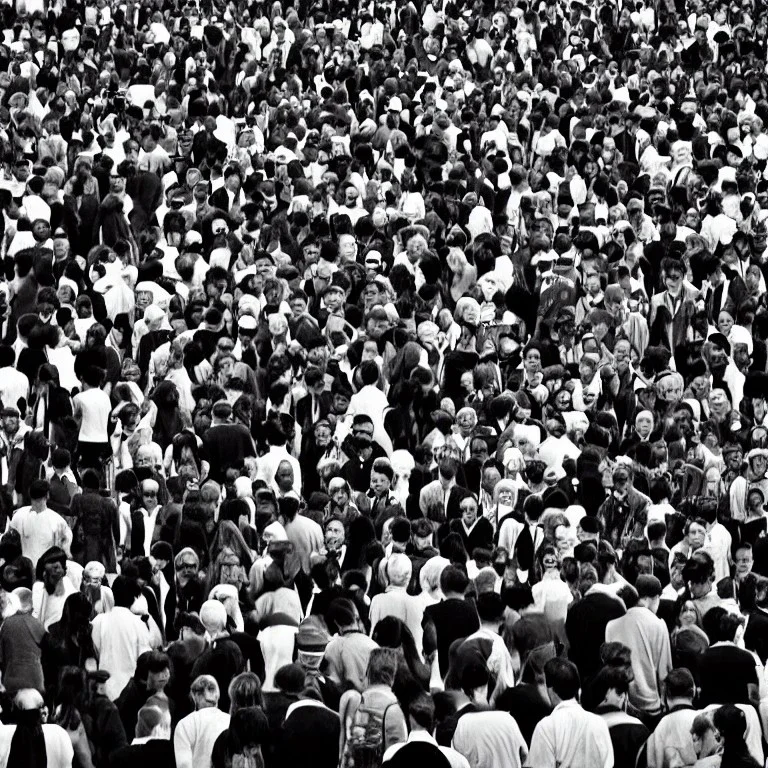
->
<box><xmin>173</xmin><ymin>719</ymin><xmax>194</xmax><ymax>768</ymax></box>
<box><xmin>524</xmin><ymin>722</ymin><xmax>556</xmax><ymax>768</ymax></box>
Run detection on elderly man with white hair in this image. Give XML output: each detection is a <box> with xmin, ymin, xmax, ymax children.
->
<box><xmin>0</xmin><ymin>689</ymin><xmax>73</xmax><ymax>767</ymax></box>
<box><xmin>369</xmin><ymin>552</ymin><xmax>424</xmax><ymax>658</ymax></box>
<box><xmin>190</xmin><ymin>600</ymin><xmax>245</xmax><ymax>712</ymax></box>
<box><xmin>174</xmin><ymin>675</ymin><xmax>230</xmax><ymax>768</ymax></box>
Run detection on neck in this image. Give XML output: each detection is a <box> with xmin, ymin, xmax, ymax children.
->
<box><xmin>30</xmin><ymin>500</ymin><xmax>46</xmax><ymax>512</ymax></box>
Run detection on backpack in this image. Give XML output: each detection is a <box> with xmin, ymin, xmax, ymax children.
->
<box><xmin>343</xmin><ymin>692</ymin><xmax>397</xmax><ymax>768</ymax></box>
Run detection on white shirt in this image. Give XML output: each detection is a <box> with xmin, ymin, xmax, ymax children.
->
<box><xmin>385</xmin><ymin>729</ymin><xmax>469</xmax><ymax>768</ymax></box>
<box><xmin>526</xmin><ymin>700</ymin><xmax>613</xmax><ymax>768</ymax></box>
<box><xmin>347</xmin><ymin>385</ymin><xmax>393</xmax><ymax>456</ymax></box>
<box><xmin>92</xmin><ymin>606</ymin><xmax>152</xmax><ymax>700</ymax></box>
<box><xmin>0</xmin><ymin>723</ymin><xmax>73</xmax><ymax>768</ymax></box>
<box><xmin>453</xmin><ymin>711</ymin><xmax>527</xmax><ymax>768</ymax></box>
<box><xmin>174</xmin><ymin>707</ymin><xmax>230</xmax><ymax>768</ymax></box>
<box><xmin>74</xmin><ymin>387</ymin><xmax>112</xmax><ymax>442</ymax></box>
<box><xmin>0</xmin><ymin>366</ymin><xmax>29</xmax><ymax>413</ymax></box>
<box><xmin>254</xmin><ymin>445</ymin><xmax>302</xmax><ymax>497</ymax></box>
<box><xmin>10</xmin><ymin>507</ymin><xmax>73</xmax><ymax>568</ymax></box>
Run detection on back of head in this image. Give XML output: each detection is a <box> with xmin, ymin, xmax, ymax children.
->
<box><xmin>135</xmin><ymin>705</ymin><xmax>167</xmax><ymax>739</ymax></box>
<box><xmin>228</xmin><ymin>672</ymin><xmax>263</xmax><ymax>713</ymax></box>
<box><xmin>544</xmin><ymin>658</ymin><xmax>580</xmax><ymax>701</ymax></box>
<box><xmin>713</xmin><ymin>704</ymin><xmax>747</xmax><ymax>748</ymax></box>
<box><xmin>12</xmin><ymin>587</ymin><xmax>32</xmax><ymax>613</ymax></box>
<box><xmin>386</xmin><ymin>553</ymin><xmax>412</xmax><ymax>587</ymax></box>
<box><xmin>366</xmin><ymin>647</ymin><xmax>399</xmax><ymax>687</ymax></box>
<box><xmin>440</xmin><ymin>565</ymin><xmax>469</xmax><ymax>595</ymax></box>
<box><xmin>664</xmin><ymin>668</ymin><xmax>695</xmax><ymax>701</ymax></box>
<box><xmin>200</xmin><ymin>599</ymin><xmax>228</xmax><ymax>634</ymax></box>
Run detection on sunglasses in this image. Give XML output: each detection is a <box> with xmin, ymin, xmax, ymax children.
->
<box><xmin>177</xmin><ymin>562</ymin><xmax>197</xmax><ymax>570</ymax></box>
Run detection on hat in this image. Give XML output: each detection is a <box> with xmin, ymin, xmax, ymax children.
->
<box><xmin>388</xmin><ymin>96</ymin><xmax>403</xmax><ymax>112</ymax></box>
<box><xmin>296</xmin><ymin>616</ymin><xmax>331</xmax><ymax>652</ymax></box>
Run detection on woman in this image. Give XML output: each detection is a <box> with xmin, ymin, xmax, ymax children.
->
<box><xmin>164</xmin><ymin>429</ymin><xmax>208</xmax><ymax>483</ymax></box>
<box><xmin>713</xmin><ymin>704</ymin><xmax>761</xmax><ymax>768</ymax></box>
<box><xmin>670</xmin><ymin>598</ymin><xmax>710</xmax><ymax>685</ymax></box>
<box><xmin>371</xmin><ymin>617</ymin><xmax>430</xmax><ymax>709</ymax></box>
<box><xmin>326</xmin><ymin>477</ymin><xmax>360</xmax><ymax>528</ymax></box>
<box><xmin>53</xmin><ymin>667</ymin><xmax>96</xmax><ymax>768</ymax></box>
<box><xmin>150</xmin><ymin>380</ymin><xmax>184</xmax><ymax>453</ymax></box>
<box><xmin>28</xmin><ymin>362</ymin><xmax>75</xmax><ymax>452</ymax></box>
<box><xmin>43</xmin><ymin>593</ymin><xmax>98</xmax><ymax>702</ymax></box>
<box><xmin>689</xmin><ymin>711</ymin><xmax>722</xmax><ymax>768</ymax></box>
<box><xmin>211</xmin><ymin>673</ymin><xmax>266</xmax><ymax>768</ymax></box>
<box><xmin>212</xmin><ymin>707</ymin><xmax>270</xmax><ymax>768</ymax></box>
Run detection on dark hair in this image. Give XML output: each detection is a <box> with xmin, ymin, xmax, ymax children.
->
<box><xmin>544</xmin><ymin>658</ymin><xmax>580</xmax><ymax>700</ymax></box>
<box><xmin>664</xmin><ymin>668</ymin><xmax>695</xmax><ymax>700</ymax></box>
<box><xmin>111</xmin><ymin>575</ymin><xmax>141</xmax><ymax>608</ymax></box>
<box><xmin>590</xmin><ymin>666</ymin><xmax>630</xmax><ymax>709</ymax></box>
<box><xmin>408</xmin><ymin>693</ymin><xmax>435</xmax><ymax>732</ymax></box>
<box><xmin>440</xmin><ymin>565</ymin><xmax>469</xmax><ymax>595</ymax></box>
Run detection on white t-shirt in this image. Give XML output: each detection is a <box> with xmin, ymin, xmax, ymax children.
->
<box><xmin>74</xmin><ymin>388</ymin><xmax>112</xmax><ymax>443</ymax></box>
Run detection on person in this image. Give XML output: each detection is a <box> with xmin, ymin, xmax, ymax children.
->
<box><xmin>108</xmin><ymin>703</ymin><xmax>175</xmax><ymax>768</ymax></box>
<box><xmin>190</xmin><ymin>600</ymin><xmax>245</xmax><ymax>712</ymax></box>
<box><xmin>323</xmin><ymin>598</ymin><xmax>379</xmax><ymax>693</ymax></box>
<box><xmin>689</xmin><ymin>712</ymin><xmax>723</xmax><ymax>768</ymax></box>
<box><xmin>278</xmin><ymin>685</ymin><xmax>341</xmax><ymax>768</ymax></box>
<box><xmin>604</xmin><ymin>575</ymin><xmax>672</xmax><ymax>723</ymax></box>
<box><xmin>174</xmin><ymin>675</ymin><xmax>230</xmax><ymax>768</ymax></box>
<box><xmin>698</xmin><ymin>608</ymin><xmax>760</xmax><ymax>709</ymax></box>
<box><xmin>0</xmin><ymin>587</ymin><xmax>45</xmax><ymax>695</ymax></box>
<box><xmin>526</xmin><ymin>659</ymin><xmax>613</xmax><ymax>768</ymax></box>
<box><xmin>9</xmin><ymin>479</ymin><xmax>72</xmax><ymax>570</ymax></box>
<box><xmin>339</xmin><ymin>647</ymin><xmax>408</xmax><ymax>764</ymax></box>
<box><xmin>32</xmin><ymin>545</ymin><xmax>78</xmax><ymax>629</ymax></box>
<box><xmin>91</xmin><ymin>575</ymin><xmax>152</xmax><ymax>700</ymax></box>
<box><xmin>384</xmin><ymin>693</ymin><xmax>469</xmax><ymax>768</ymax></box>
<box><xmin>644</xmin><ymin>669</ymin><xmax>699</xmax><ymax>768</ymax></box>
<box><xmin>422</xmin><ymin>567</ymin><xmax>480</xmax><ymax>677</ymax></box>
<box><xmin>590</xmin><ymin>666</ymin><xmax>649</xmax><ymax>767</ymax></box>
<box><xmin>0</xmin><ymin>688</ymin><xmax>73</xmax><ymax>768</ymax></box>
<box><xmin>713</xmin><ymin>705</ymin><xmax>761</xmax><ymax>768</ymax></box>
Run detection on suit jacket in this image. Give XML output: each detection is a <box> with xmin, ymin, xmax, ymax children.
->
<box><xmin>295</xmin><ymin>391</ymin><xmax>333</xmax><ymax>433</ymax></box>
<box><xmin>208</xmin><ymin>186</ymin><xmax>234</xmax><ymax>213</ymax></box>
<box><xmin>419</xmin><ymin>480</ymin><xmax>472</xmax><ymax>525</ymax></box>
<box><xmin>705</xmin><ymin>274</ymin><xmax>747</xmax><ymax>325</ymax></box>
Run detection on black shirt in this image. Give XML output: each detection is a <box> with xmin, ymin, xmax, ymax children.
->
<box><xmin>495</xmin><ymin>684</ymin><xmax>553</xmax><ymax>744</ymax></box>
<box><xmin>698</xmin><ymin>644</ymin><xmax>757</xmax><ymax>706</ymax></box>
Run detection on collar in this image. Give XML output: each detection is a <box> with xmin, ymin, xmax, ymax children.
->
<box><xmin>553</xmin><ymin>699</ymin><xmax>581</xmax><ymax>712</ymax></box>
<box><xmin>407</xmin><ymin>730</ymin><xmax>438</xmax><ymax>746</ymax></box>
<box><xmin>285</xmin><ymin>699</ymin><xmax>335</xmax><ymax>719</ymax></box>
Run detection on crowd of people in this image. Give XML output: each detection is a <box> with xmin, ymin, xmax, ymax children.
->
<box><xmin>1</xmin><ymin>0</ymin><xmax>768</xmax><ymax>765</ymax></box>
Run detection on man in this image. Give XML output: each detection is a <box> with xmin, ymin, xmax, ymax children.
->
<box><xmin>254</xmin><ymin>419</ymin><xmax>302</xmax><ymax>495</ymax></box>
<box><xmin>605</xmin><ymin>575</ymin><xmax>672</xmax><ymax>723</ymax></box>
<box><xmin>384</xmin><ymin>693</ymin><xmax>469</xmax><ymax>768</ymax></box>
<box><xmin>526</xmin><ymin>659</ymin><xmax>613</xmax><ymax>768</ymax></box>
<box><xmin>565</xmin><ymin>564</ymin><xmax>626</xmax><ymax>683</ymax></box>
<box><xmin>648</xmin><ymin>257</ymin><xmax>697</xmax><ymax>363</ymax></box>
<box><xmin>165</xmin><ymin>612</ymin><xmax>208</xmax><ymax>721</ymax></box>
<box><xmin>449</xmin><ymin>593</ymin><xmax>516</xmax><ymax>705</ymax></box>
<box><xmin>591</xmin><ymin>667</ymin><xmax>649</xmax><ymax>767</ymax></box>
<box><xmin>644</xmin><ymin>669</ymin><xmax>698</xmax><ymax>768</ymax></box>
<box><xmin>0</xmin><ymin>587</ymin><xmax>45</xmax><ymax>694</ymax></box>
<box><xmin>279</xmin><ymin>683</ymin><xmax>341</xmax><ymax>768</ymax></box>
<box><xmin>0</xmin><ymin>345</ymin><xmax>29</xmax><ymax>413</ymax></box>
<box><xmin>323</xmin><ymin>597</ymin><xmax>378</xmax><ymax>692</ymax></box>
<box><xmin>92</xmin><ymin>575</ymin><xmax>152</xmax><ymax>700</ymax></box>
<box><xmin>423</xmin><ymin>566</ymin><xmax>480</xmax><ymax>676</ymax></box>
<box><xmin>698</xmin><ymin>607</ymin><xmax>760</xmax><ymax>709</ymax></box>
<box><xmin>0</xmin><ymin>688</ymin><xmax>73</xmax><ymax>767</ymax></box>
<box><xmin>32</xmin><ymin>545</ymin><xmax>77</xmax><ymax>629</ymax></box>
<box><xmin>419</xmin><ymin>444</ymin><xmax>473</xmax><ymax>526</ymax></box>
<box><xmin>109</xmin><ymin>703</ymin><xmax>175</xmax><ymax>767</ymax></box>
<box><xmin>10</xmin><ymin>479</ymin><xmax>72</xmax><ymax>569</ymax></box>
<box><xmin>190</xmin><ymin>600</ymin><xmax>245</xmax><ymax>712</ymax></box>
<box><xmin>131</xmin><ymin>478</ymin><xmax>162</xmax><ymax>557</ymax></box>
<box><xmin>164</xmin><ymin>548</ymin><xmax>205</xmax><ymax>642</ymax></box>
<box><xmin>174</xmin><ymin>675</ymin><xmax>230</xmax><ymax>768</ymax></box>
<box><xmin>202</xmin><ymin>400</ymin><xmax>257</xmax><ymax>484</ymax></box>
<box><xmin>596</xmin><ymin>465</ymin><xmax>650</xmax><ymax>552</ymax></box>
<box><xmin>295</xmin><ymin>365</ymin><xmax>333</xmax><ymax>433</ymax></box>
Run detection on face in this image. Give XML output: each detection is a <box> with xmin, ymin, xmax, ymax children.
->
<box><xmin>142</xmin><ymin>485</ymin><xmax>158</xmax><ymax>506</ymax></box>
<box><xmin>664</xmin><ymin>268</ymin><xmax>684</xmax><ymax>295</ymax></box>
<box><xmin>325</xmin><ymin>520</ymin><xmax>345</xmax><ymax>549</ymax></box>
<box><xmin>688</xmin><ymin>523</ymin><xmax>706</xmax><ymax>548</ymax></box>
<box><xmin>460</xmin><ymin>498</ymin><xmax>478</xmax><ymax>526</ymax></box>
<box><xmin>370</xmin><ymin>471</ymin><xmax>390</xmax><ymax>495</ymax></box>
<box><xmin>176</xmin><ymin>555</ymin><xmax>198</xmax><ymax>584</ymax></box>
<box><xmin>524</xmin><ymin>348</ymin><xmax>541</xmax><ymax>374</ymax></box>
<box><xmin>735</xmin><ymin>547</ymin><xmax>753</xmax><ymax>577</ymax></box>
<box><xmin>276</xmin><ymin>462</ymin><xmax>294</xmax><ymax>491</ymax></box>
<box><xmin>717</xmin><ymin>311</ymin><xmax>734</xmax><ymax>336</ymax></box>
<box><xmin>147</xmin><ymin>666</ymin><xmax>170</xmax><ymax>693</ymax></box>
<box><xmin>680</xmin><ymin>599</ymin><xmax>697</xmax><ymax>626</ymax></box>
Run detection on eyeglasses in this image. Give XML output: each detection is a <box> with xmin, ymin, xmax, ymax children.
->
<box><xmin>177</xmin><ymin>562</ymin><xmax>197</xmax><ymax>570</ymax></box>
<box><xmin>143</xmin><ymin>491</ymin><xmax>158</xmax><ymax>497</ymax></box>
